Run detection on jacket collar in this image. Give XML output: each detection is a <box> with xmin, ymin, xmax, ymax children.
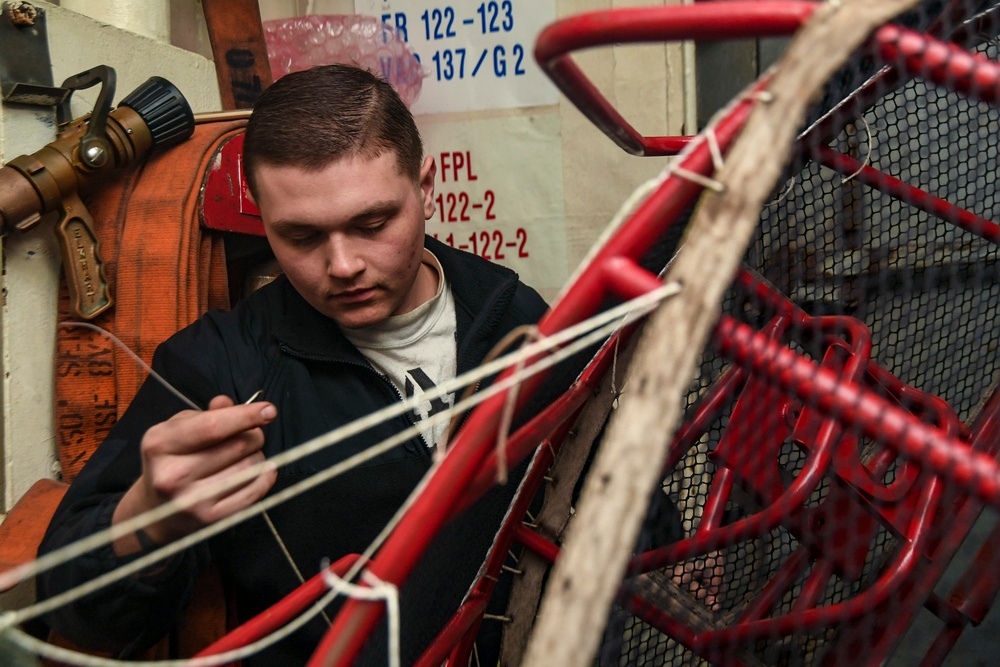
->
<box><xmin>270</xmin><ymin>277</ymin><xmax>357</xmax><ymax>361</ymax></box>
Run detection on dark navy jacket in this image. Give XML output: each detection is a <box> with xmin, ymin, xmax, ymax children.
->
<box><xmin>38</xmin><ymin>236</ymin><xmax>551</xmax><ymax>664</ymax></box>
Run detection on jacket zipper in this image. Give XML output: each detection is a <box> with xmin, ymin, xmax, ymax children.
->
<box><xmin>279</xmin><ymin>344</ymin><xmax>431</xmax><ymax>454</ymax></box>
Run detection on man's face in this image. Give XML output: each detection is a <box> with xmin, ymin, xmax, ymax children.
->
<box><xmin>253</xmin><ymin>152</ymin><xmax>437</xmax><ymax>329</ymax></box>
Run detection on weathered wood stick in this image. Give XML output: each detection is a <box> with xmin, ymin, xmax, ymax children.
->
<box><xmin>520</xmin><ymin>2</ymin><xmax>921</xmax><ymax>665</ymax></box>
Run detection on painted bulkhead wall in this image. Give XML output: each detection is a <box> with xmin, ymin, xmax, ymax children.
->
<box><xmin>0</xmin><ymin>0</ymin><xmax>689</xmax><ymax>515</ymax></box>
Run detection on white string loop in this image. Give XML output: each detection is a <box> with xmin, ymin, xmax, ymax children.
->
<box><xmin>840</xmin><ymin>115</ymin><xmax>874</xmax><ymax>185</ymax></box>
<box><xmin>768</xmin><ymin>176</ymin><xmax>798</xmax><ymax>208</ymax></box>
<box><xmin>705</xmin><ymin>128</ymin><xmax>725</xmax><ymax>172</ymax></box>
<box><xmin>668</xmin><ymin>165</ymin><xmax>727</xmax><ymax>193</ymax></box>
<box><xmin>320</xmin><ymin>562</ymin><xmax>401</xmax><ymax>667</ymax></box>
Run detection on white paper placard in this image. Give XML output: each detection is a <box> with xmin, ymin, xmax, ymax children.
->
<box><xmin>354</xmin><ymin>0</ymin><xmax>559</xmax><ymax>114</ymax></box>
<box><xmin>418</xmin><ymin>112</ymin><xmax>567</xmax><ymax>292</ymax></box>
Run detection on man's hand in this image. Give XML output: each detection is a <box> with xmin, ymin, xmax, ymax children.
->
<box><xmin>112</xmin><ymin>395</ymin><xmax>278</xmax><ymax>556</ymax></box>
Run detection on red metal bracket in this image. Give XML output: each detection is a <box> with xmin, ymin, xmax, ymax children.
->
<box><xmin>534</xmin><ymin>1</ymin><xmax>818</xmax><ymax>156</ymax></box>
<box><xmin>201</xmin><ymin>132</ymin><xmax>266</xmax><ymax>237</ymax></box>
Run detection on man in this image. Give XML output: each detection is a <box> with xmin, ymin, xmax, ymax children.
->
<box><xmin>38</xmin><ymin>64</ymin><xmax>550</xmax><ymax>664</ymax></box>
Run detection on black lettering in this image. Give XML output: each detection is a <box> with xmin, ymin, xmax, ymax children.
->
<box><xmin>225</xmin><ymin>49</ymin><xmax>256</xmax><ymax>68</ymax></box>
<box><xmin>404</xmin><ymin>367</ymin><xmax>451</xmax><ymax>417</ymax></box>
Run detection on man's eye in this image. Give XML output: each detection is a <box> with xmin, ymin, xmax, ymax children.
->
<box><xmin>358</xmin><ymin>219</ymin><xmax>388</xmax><ymax>236</ymax></box>
<box><xmin>287</xmin><ymin>233</ymin><xmax>320</xmax><ymax>246</ymax></box>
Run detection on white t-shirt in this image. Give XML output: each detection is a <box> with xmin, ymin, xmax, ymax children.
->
<box><xmin>343</xmin><ymin>250</ymin><xmax>457</xmax><ymax>449</ymax></box>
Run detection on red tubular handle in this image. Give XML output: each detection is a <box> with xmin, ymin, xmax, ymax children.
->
<box><xmin>876</xmin><ymin>23</ymin><xmax>1000</xmax><ymax>106</ymax></box>
<box><xmin>534</xmin><ymin>2</ymin><xmax>818</xmax><ymax>155</ymax></box>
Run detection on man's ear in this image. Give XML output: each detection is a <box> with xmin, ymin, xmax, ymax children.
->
<box><xmin>419</xmin><ymin>156</ymin><xmax>436</xmax><ymax>220</ymax></box>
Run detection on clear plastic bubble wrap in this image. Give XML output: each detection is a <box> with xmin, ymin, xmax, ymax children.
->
<box><xmin>263</xmin><ymin>15</ymin><xmax>425</xmax><ymax>107</ymax></box>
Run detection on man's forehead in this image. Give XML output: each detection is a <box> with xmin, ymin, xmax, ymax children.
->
<box><xmin>254</xmin><ymin>153</ymin><xmax>419</xmax><ymax>223</ymax></box>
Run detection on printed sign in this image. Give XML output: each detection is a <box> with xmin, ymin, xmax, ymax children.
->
<box><xmin>354</xmin><ymin>0</ymin><xmax>559</xmax><ymax>114</ymax></box>
<box><xmin>419</xmin><ymin>112</ymin><xmax>567</xmax><ymax>292</ymax></box>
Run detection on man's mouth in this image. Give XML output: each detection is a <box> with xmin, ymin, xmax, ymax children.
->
<box><xmin>332</xmin><ymin>287</ymin><xmax>375</xmax><ymax>303</ymax></box>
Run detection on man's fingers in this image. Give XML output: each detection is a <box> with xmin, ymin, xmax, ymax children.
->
<box><xmin>209</xmin><ymin>394</ymin><xmax>236</xmax><ymax>410</ymax></box>
<box><xmin>198</xmin><ymin>450</ymin><xmax>270</xmax><ymax>495</ymax></box>
<box><xmin>154</xmin><ymin>429</ymin><xmax>267</xmax><ymax>495</ymax></box>
<box><xmin>206</xmin><ymin>464</ymin><xmax>278</xmax><ymax>522</ymax></box>
<box><xmin>182</xmin><ymin>454</ymin><xmax>277</xmax><ymax>525</ymax></box>
<box><xmin>147</xmin><ymin>399</ymin><xmax>278</xmax><ymax>456</ymax></box>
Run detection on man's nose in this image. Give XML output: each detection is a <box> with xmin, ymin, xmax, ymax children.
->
<box><xmin>325</xmin><ymin>235</ymin><xmax>365</xmax><ymax>279</ymax></box>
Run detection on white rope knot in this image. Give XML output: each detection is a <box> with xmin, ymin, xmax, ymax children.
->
<box><xmin>669</xmin><ymin>164</ymin><xmax>727</xmax><ymax>193</ymax></box>
<box><xmin>666</xmin><ymin>126</ymin><xmax>728</xmax><ymax>193</ymax></box>
<box><xmin>705</xmin><ymin>129</ymin><xmax>725</xmax><ymax>172</ymax></box>
<box><xmin>320</xmin><ymin>561</ymin><xmax>401</xmax><ymax>667</ymax></box>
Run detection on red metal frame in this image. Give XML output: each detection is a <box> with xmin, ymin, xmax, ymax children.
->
<box><xmin>810</xmin><ymin>146</ymin><xmax>1000</xmax><ymax>243</ymax></box>
<box><xmin>194</xmin><ymin>554</ymin><xmax>360</xmax><ymax>659</ymax></box>
<box><xmin>619</xmin><ymin>281</ymin><xmax>960</xmax><ymax>662</ymax></box>
<box><xmin>185</xmin><ymin>3</ymin><xmax>1000</xmax><ymax>665</ymax></box>
<box><xmin>877</xmin><ymin>24</ymin><xmax>1000</xmax><ymax>105</ymax></box>
<box><xmin>533</xmin><ymin>2</ymin><xmax>816</xmax><ymax>156</ymax></box>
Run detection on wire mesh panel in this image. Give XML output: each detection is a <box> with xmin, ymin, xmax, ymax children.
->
<box><xmin>564</xmin><ymin>2</ymin><xmax>1000</xmax><ymax>666</ymax></box>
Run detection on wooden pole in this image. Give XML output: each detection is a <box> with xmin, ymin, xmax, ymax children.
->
<box><xmin>520</xmin><ymin>2</ymin><xmax>921</xmax><ymax>665</ymax></box>
<box><xmin>201</xmin><ymin>0</ymin><xmax>273</xmax><ymax>110</ymax></box>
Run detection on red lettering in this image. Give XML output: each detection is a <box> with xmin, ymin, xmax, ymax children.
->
<box><xmin>464</xmin><ymin>151</ymin><xmax>478</xmax><ymax>181</ymax></box>
<box><xmin>438</xmin><ymin>151</ymin><xmax>478</xmax><ymax>182</ymax></box>
<box><xmin>439</xmin><ymin>152</ymin><xmax>451</xmax><ymax>182</ymax></box>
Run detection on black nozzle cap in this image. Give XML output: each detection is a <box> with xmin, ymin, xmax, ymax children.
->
<box><xmin>119</xmin><ymin>76</ymin><xmax>195</xmax><ymax>148</ymax></box>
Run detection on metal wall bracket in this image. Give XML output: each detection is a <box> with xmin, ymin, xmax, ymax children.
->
<box><xmin>0</xmin><ymin>2</ymin><xmax>69</xmax><ymax>107</ymax></box>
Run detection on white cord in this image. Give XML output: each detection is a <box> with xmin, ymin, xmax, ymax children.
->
<box><xmin>840</xmin><ymin>115</ymin><xmax>874</xmax><ymax>185</ymax></box>
<box><xmin>1</xmin><ymin>283</ymin><xmax>683</xmax><ymax>666</ymax></box>
<box><xmin>59</xmin><ymin>322</ymin><xmax>200</xmax><ymax>411</ymax></box>
<box><xmin>320</xmin><ymin>565</ymin><xmax>401</xmax><ymax>667</ymax></box>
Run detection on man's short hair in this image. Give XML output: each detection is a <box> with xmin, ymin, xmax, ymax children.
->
<box><xmin>242</xmin><ymin>64</ymin><xmax>424</xmax><ymax>197</ymax></box>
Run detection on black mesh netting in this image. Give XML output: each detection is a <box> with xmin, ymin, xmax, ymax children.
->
<box><xmin>587</xmin><ymin>2</ymin><xmax>1000</xmax><ymax>665</ymax></box>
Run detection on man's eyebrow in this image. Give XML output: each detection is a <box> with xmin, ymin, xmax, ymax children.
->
<box><xmin>348</xmin><ymin>201</ymin><xmax>400</xmax><ymax>224</ymax></box>
<box><xmin>268</xmin><ymin>219</ymin><xmax>315</xmax><ymax>231</ymax></box>
<box><xmin>269</xmin><ymin>201</ymin><xmax>401</xmax><ymax>231</ymax></box>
